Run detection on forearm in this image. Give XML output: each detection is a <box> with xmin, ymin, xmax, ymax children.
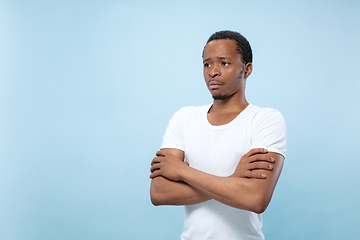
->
<box><xmin>178</xmin><ymin>167</ymin><xmax>268</xmax><ymax>213</ymax></box>
<box><xmin>150</xmin><ymin>176</ymin><xmax>211</xmax><ymax>206</ymax></box>
<box><xmin>173</xmin><ymin>152</ymin><xmax>284</xmax><ymax>213</ymax></box>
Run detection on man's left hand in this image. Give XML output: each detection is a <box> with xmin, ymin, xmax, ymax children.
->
<box><xmin>231</xmin><ymin>148</ymin><xmax>275</xmax><ymax>179</ymax></box>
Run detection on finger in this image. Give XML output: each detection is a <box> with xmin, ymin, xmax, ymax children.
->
<box><xmin>248</xmin><ymin>154</ymin><xmax>275</xmax><ymax>163</ymax></box>
<box><xmin>150</xmin><ymin>163</ymin><xmax>161</xmax><ymax>173</ymax></box>
<box><xmin>248</xmin><ymin>162</ymin><xmax>273</xmax><ymax>171</ymax></box>
<box><xmin>151</xmin><ymin>156</ymin><xmax>163</xmax><ymax>165</ymax></box>
<box><xmin>156</xmin><ymin>149</ymin><xmax>168</xmax><ymax>157</ymax></box>
<box><xmin>245</xmin><ymin>148</ymin><xmax>268</xmax><ymax>157</ymax></box>
<box><xmin>150</xmin><ymin>169</ymin><xmax>162</xmax><ymax>179</ymax></box>
<box><xmin>150</xmin><ymin>162</ymin><xmax>161</xmax><ymax>172</ymax></box>
<box><xmin>245</xmin><ymin>171</ymin><xmax>267</xmax><ymax>179</ymax></box>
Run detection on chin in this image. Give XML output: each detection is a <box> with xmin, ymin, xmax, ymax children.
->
<box><xmin>212</xmin><ymin>90</ymin><xmax>239</xmax><ymax>100</ymax></box>
<box><xmin>212</xmin><ymin>94</ymin><xmax>230</xmax><ymax>100</ymax></box>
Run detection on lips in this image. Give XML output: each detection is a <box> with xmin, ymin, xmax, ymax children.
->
<box><xmin>208</xmin><ymin>81</ymin><xmax>224</xmax><ymax>90</ymax></box>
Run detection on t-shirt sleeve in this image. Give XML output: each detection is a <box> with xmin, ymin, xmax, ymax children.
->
<box><xmin>160</xmin><ymin>108</ymin><xmax>187</xmax><ymax>151</ymax></box>
<box><xmin>250</xmin><ymin>108</ymin><xmax>287</xmax><ymax>158</ymax></box>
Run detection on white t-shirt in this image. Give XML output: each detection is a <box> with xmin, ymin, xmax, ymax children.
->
<box><xmin>161</xmin><ymin>104</ymin><xmax>287</xmax><ymax>240</ymax></box>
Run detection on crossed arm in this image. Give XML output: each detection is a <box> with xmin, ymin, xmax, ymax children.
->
<box><xmin>150</xmin><ymin>148</ymin><xmax>284</xmax><ymax>214</ymax></box>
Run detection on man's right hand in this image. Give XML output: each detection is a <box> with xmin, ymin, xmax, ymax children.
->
<box><xmin>150</xmin><ymin>148</ymin><xmax>211</xmax><ymax>206</ymax></box>
<box><xmin>231</xmin><ymin>148</ymin><xmax>275</xmax><ymax>179</ymax></box>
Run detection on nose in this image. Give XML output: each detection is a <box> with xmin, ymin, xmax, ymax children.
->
<box><xmin>209</xmin><ymin>64</ymin><xmax>220</xmax><ymax>78</ymax></box>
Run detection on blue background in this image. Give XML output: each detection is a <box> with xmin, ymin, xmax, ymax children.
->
<box><xmin>1</xmin><ymin>0</ymin><xmax>359</xmax><ymax>239</ymax></box>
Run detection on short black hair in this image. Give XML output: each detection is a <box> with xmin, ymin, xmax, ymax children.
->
<box><xmin>203</xmin><ymin>30</ymin><xmax>252</xmax><ymax>64</ymax></box>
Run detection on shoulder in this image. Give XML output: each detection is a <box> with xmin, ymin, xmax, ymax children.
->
<box><xmin>249</xmin><ymin>105</ymin><xmax>285</xmax><ymax>124</ymax></box>
<box><xmin>247</xmin><ymin>104</ymin><xmax>286</xmax><ymax>134</ymax></box>
<box><xmin>172</xmin><ymin>104</ymin><xmax>211</xmax><ymax>120</ymax></box>
<box><xmin>248</xmin><ymin>105</ymin><xmax>287</xmax><ymax>156</ymax></box>
<box><xmin>175</xmin><ymin>104</ymin><xmax>211</xmax><ymax>114</ymax></box>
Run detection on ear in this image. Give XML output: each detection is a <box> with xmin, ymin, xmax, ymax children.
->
<box><xmin>244</xmin><ymin>62</ymin><xmax>253</xmax><ymax>79</ymax></box>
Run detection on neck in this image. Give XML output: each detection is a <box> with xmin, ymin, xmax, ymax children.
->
<box><xmin>211</xmin><ymin>93</ymin><xmax>248</xmax><ymax>114</ymax></box>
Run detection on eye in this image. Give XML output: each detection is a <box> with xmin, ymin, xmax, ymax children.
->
<box><xmin>222</xmin><ymin>62</ymin><xmax>230</xmax><ymax>66</ymax></box>
<box><xmin>204</xmin><ymin>63</ymin><xmax>210</xmax><ymax>67</ymax></box>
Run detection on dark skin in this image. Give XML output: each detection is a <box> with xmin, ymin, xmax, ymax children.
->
<box><xmin>150</xmin><ymin>148</ymin><xmax>277</xmax><ymax>207</ymax></box>
<box><xmin>204</xmin><ymin>39</ymin><xmax>252</xmax><ymax>125</ymax></box>
<box><xmin>150</xmin><ymin>39</ymin><xmax>284</xmax><ymax>213</ymax></box>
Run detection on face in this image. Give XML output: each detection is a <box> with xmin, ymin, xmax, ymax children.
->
<box><xmin>203</xmin><ymin>39</ymin><xmax>248</xmax><ymax>100</ymax></box>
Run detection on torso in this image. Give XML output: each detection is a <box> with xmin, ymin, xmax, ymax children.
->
<box><xmin>207</xmin><ymin>111</ymin><xmax>241</xmax><ymax>126</ymax></box>
<box><xmin>207</xmin><ymin>103</ymin><xmax>249</xmax><ymax>126</ymax></box>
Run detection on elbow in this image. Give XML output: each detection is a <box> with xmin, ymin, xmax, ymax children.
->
<box><xmin>248</xmin><ymin>194</ymin><xmax>271</xmax><ymax>214</ymax></box>
<box><xmin>230</xmin><ymin>195</ymin><xmax>269</xmax><ymax>213</ymax></box>
<box><xmin>150</xmin><ymin>191</ymin><xmax>162</xmax><ymax>206</ymax></box>
<box><xmin>252</xmin><ymin>203</ymin><xmax>267</xmax><ymax>214</ymax></box>
<box><xmin>150</xmin><ymin>179</ymin><xmax>166</xmax><ymax>206</ymax></box>
<box><xmin>151</xmin><ymin>198</ymin><xmax>160</xmax><ymax>206</ymax></box>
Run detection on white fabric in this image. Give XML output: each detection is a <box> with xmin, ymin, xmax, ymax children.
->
<box><xmin>161</xmin><ymin>104</ymin><xmax>287</xmax><ymax>240</ymax></box>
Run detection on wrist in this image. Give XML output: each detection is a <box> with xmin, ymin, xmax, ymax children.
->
<box><xmin>178</xmin><ymin>164</ymin><xmax>191</xmax><ymax>182</ymax></box>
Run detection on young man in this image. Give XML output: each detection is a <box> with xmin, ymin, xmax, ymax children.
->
<box><xmin>150</xmin><ymin>30</ymin><xmax>286</xmax><ymax>240</ymax></box>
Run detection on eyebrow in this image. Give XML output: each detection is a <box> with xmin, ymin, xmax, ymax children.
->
<box><xmin>203</xmin><ymin>56</ymin><xmax>232</xmax><ymax>63</ymax></box>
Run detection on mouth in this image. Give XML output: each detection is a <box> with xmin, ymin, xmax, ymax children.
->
<box><xmin>208</xmin><ymin>80</ymin><xmax>224</xmax><ymax>90</ymax></box>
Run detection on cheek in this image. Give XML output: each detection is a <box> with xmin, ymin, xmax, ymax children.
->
<box><xmin>229</xmin><ymin>69</ymin><xmax>242</xmax><ymax>79</ymax></box>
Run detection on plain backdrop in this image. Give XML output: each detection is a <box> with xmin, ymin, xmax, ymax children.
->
<box><xmin>1</xmin><ymin>0</ymin><xmax>359</xmax><ymax>239</ymax></box>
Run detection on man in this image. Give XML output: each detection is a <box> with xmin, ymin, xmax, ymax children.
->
<box><xmin>150</xmin><ymin>30</ymin><xmax>286</xmax><ymax>240</ymax></box>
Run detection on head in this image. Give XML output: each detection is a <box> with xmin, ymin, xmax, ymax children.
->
<box><xmin>203</xmin><ymin>31</ymin><xmax>253</xmax><ymax>100</ymax></box>
<box><xmin>203</xmin><ymin>30</ymin><xmax>252</xmax><ymax>65</ymax></box>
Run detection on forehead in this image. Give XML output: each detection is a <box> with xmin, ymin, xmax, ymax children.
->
<box><xmin>203</xmin><ymin>39</ymin><xmax>240</xmax><ymax>59</ymax></box>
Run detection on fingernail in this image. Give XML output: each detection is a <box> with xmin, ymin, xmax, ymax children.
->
<box><xmin>269</xmin><ymin>165</ymin><xmax>273</xmax><ymax>170</ymax></box>
<box><xmin>261</xmin><ymin>174</ymin><xmax>266</xmax><ymax>178</ymax></box>
<box><xmin>271</xmin><ymin>157</ymin><xmax>275</xmax><ymax>162</ymax></box>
